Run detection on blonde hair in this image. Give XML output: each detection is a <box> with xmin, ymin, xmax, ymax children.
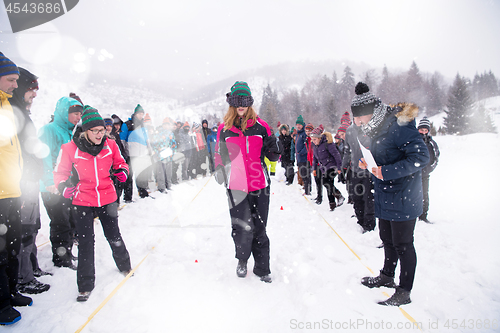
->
<box><xmin>223</xmin><ymin>106</ymin><xmax>257</xmax><ymax>132</ymax></box>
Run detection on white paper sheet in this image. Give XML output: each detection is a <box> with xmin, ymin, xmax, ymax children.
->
<box><xmin>357</xmin><ymin>138</ymin><xmax>378</xmax><ymax>174</ymax></box>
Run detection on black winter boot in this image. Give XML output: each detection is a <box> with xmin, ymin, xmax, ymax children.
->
<box><xmin>329</xmin><ymin>202</ymin><xmax>336</xmax><ymax>211</ymax></box>
<box><xmin>361</xmin><ymin>272</ymin><xmax>396</xmax><ymax>289</ymax></box>
<box><xmin>378</xmin><ymin>287</ymin><xmax>411</xmax><ymax>306</ymax></box>
<box><xmin>315</xmin><ymin>197</ymin><xmax>322</xmax><ymax>205</ymax></box>
<box><xmin>236</xmin><ymin>259</ymin><xmax>247</xmax><ymax>278</ymax></box>
<box><xmin>0</xmin><ymin>306</ymin><xmax>21</xmax><ymax>325</ymax></box>
<box><xmin>10</xmin><ymin>292</ymin><xmax>33</xmax><ymax>307</ymax></box>
<box><xmin>17</xmin><ymin>279</ymin><xmax>50</xmax><ymax>294</ymax></box>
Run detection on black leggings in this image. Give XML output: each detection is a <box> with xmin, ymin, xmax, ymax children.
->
<box><xmin>379</xmin><ymin>218</ymin><xmax>417</xmax><ymax>291</ymax></box>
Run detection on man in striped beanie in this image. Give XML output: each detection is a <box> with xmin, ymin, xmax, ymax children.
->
<box><xmin>418</xmin><ymin>117</ymin><xmax>440</xmax><ymax>223</ymax></box>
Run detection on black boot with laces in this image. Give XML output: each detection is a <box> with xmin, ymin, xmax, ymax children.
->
<box><xmin>361</xmin><ymin>272</ymin><xmax>396</xmax><ymax>289</ymax></box>
<box><xmin>378</xmin><ymin>287</ymin><xmax>411</xmax><ymax>306</ymax></box>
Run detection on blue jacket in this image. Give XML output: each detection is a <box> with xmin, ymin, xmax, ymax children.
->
<box><xmin>295</xmin><ymin>128</ymin><xmax>308</xmax><ymax>163</ymax></box>
<box><xmin>207</xmin><ymin>129</ymin><xmax>217</xmax><ymax>154</ymax></box>
<box><xmin>369</xmin><ymin>104</ymin><xmax>430</xmax><ymax>221</ymax></box>
<box><xmin>120</xmin><ymin>114</ymin><xmax>149</xmax><ymax>157</ymax></box>
<box><xmin>38</xmin><ymin>96</ymin><xmax>83</xmax><ymax>192</ymax></box>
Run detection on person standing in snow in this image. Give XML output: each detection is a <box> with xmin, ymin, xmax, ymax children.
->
<box><xmin>53</xmin><ymin>109</ymin><xmax>132</xmax><ymax>302</ymax></box>
<box><xmin>278</xmin><ymin>124</ymin><xmax>294</xmax><ymax>185</ymax></box>
<box><xmin>206</xmin><ymin>124</ymin><xmax>218</xmax><ymax>173</ymax></box>
<box><xmin>342</xmin><ymin>122</ymin><xmax>376</xmax><ymax>233</ymax></box>
<box><xmin>352</xmin><ymin>82</ymin><xmax>429</xmax><ymax>306</ymax></box>
<box><xmin>214</xmin><ymin>81</ymin><xmax>280</xmax><ymax>283</ymax></box>
<box><xmin>9</xmin><ymin>67</ymin><xmax>52</xmax><ymax>295</ymax></box>
<box><xmin>417</xmin><ymin>117</ymin><xmax>440</xmax><ymax>223</ymax></box>
<box><xmin>295</xmin><ymin>115</ymin><xmax>311</xmax><ymax>195</ymax></box>
<box><xmin>120</xmin><ymin>105</ymin><xmax>151</xmax><ymax>199</ymax></box>
<box><xmin>0</xmin><ymin>52</ymin><xmax>33</xmax><ymax>326</ymax></box>
<box><xmin>39</xmin><ymin>95</ymin><xmax>83</xmax><ymax>270</ymax></box>
<box><xmin>310</xmin><ymin>125</ymin><xmax>344</xmax><ymax>211</ymax></box>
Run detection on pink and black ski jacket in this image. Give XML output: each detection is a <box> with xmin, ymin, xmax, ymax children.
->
<box><xmin>214</xmin><ymin>117</ymin><xmax>280</xmax><ymax>193</ymax></box>
<box><xmin>54</xmin><ymin>137</ymin><xmax>128</xmax><ymax>207</ymax></box>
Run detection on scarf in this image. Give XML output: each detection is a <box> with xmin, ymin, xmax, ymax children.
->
<box><xmin>360</xmin><ymin>101</ymin><xmax>393</xmax><ymax>138</ymax></box>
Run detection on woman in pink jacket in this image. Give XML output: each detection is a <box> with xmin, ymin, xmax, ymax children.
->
<box><xmin>214</xmin><ymin>82</ymin><xmax>280</xmax><ymax>283</ymax></box>
<box><xmin>54</xmin><ymin>108</ymin><xmax>131</xmax><ymax>302</ymax></box>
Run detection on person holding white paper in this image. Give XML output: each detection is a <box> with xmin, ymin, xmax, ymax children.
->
<box><xmin>351</xmin><ymin>82</ymin><xmax>429</xmax><ymax>307</ymax></box>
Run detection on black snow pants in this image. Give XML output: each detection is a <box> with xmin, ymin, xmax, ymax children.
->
<box><xmin>351</xmin><ymin>170</ymin><xmax>375</xmax><ymax>231</ymax></box>
<box><xmin>226</xmin><ymin>186</ymin><xmax>270</xmax><ymax>277</ymax></box>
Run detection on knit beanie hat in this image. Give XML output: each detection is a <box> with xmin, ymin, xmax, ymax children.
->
<box><xmin>0</xmin><ymin>52</ymin><xmax>19</xmax><ymax>77</ymax></box>
<box><xmin>134</xmin><ymin>104</ymin><xmax>145</xmax><ymax>114</ymax></box>
<box><xmin>226</xmin><ymin>81</ymin><xmax>254</xmax><ymax>107</ymax></box>
<box><xmin>16</xmin><ymin>67</ymin><xmax>38</xmax><ymax>92</ymax></box>
<box><xmin>351</xmin><ymin>82</ymin><xmax>379</xmax><ymax>117</ymax></box>
<box><xmin>68</xmin><ymin>104</ymin><xmax>84</xmax><ymax>114</ymax></box>
<box><xmin>144</xmin><ymin>113</ymin><xmax>152</xmax><ymax>123</ymax></box>
<box><xmin>202</xmin><ymin>119</ymin><xmax>208</xmax><ymax>126</ymax></box>
<box><xmin>296</xmin><ymin>115</ymin><xmax>305</xmax><ymax>126</ymax></box>
<box><xmin>182</xmin><ymin>121</ymin><xmax>190</xmax><ymax>129</ymax></box>
<box><xmin>163</xmin><ymin>117</ymin><xmax>175</xmax><ymax>125</ymax></box>
<box><xmin>82</xmin><ymin>107</ymin><xmax>105</xmax><ymax>131</ymax></box>
<box><xmin>69</xmin><ymin>92</ymin><xmax>83</xmax><ymax>105</ymax></box>
<box><xmin>305</xmin><ymin>123</ymin><xmax>314</xmax><ymax>131</ymax></box>
<box><xmin>310</xmin><ymin>124</ymin><xmax>324</xmax><ymax>138</ymax></box>
<box><xmin>340</xmin><ymin>111</ymin><xmax>352</xmax><ymax>125</ymax></box>
<box><xmin>418</xmin><ymin>117</ymin><xmax>431</xmax><ymax>131</ymax></box>
<box><xmin>337</xmin><ymin>123</ymin><xmax>349</xmax><ymax>133</ymax></box>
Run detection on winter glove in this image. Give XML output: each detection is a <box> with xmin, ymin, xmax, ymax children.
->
<box><xmin>338</xmin><ymin>170</ymin><xmax>346</xmax><ymax>184</ymax></box>
<box><xmin>263</xmin><ymin>135</ymin><xmax>281</xmax><ymax>162</ymax></box>
<box><xmin>214</xmin><ymin>165</ymin><xmax>226</xmax><ymax>185</ymax></box>
<box><xmin>62</xmin><ymin>186</ymin><xmax>76</xmax><ymax>199</ymax></box>
<box><xmin>115</xmin><ymin>170</ymin><xmax>128</xmax><ymax>183</ymax></box>
<box><xmin>313</xmin><ymin>170</ymin><xmax>317</xmax><ymax>177</ymax></box>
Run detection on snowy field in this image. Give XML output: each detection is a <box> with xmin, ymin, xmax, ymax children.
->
<box><xmin>6</xmin><ymin>128</ymin><xmax>500</xmax><ymax>333</ymax></box>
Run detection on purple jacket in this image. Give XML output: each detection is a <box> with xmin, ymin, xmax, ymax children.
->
<box><xmin>312</xmin><ymin>132</ymin><xmax>342</xmax><ymax>174</ymax></box>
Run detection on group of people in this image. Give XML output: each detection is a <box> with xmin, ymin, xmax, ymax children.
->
<box><xmin>213</xmin><ymin>80</ymin><xmax>440</xmax><ymax>308</ymax></box>
<box><xmin>0</xmin><ymin>51</ymin><xmax>224</xmax><ymax>325</ymax></box>
<box><xmin>0</xmin><ymin>49</ymin><xmax>441</xmax><ymax>325</ymax></box>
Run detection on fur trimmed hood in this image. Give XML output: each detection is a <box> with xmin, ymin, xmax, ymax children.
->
<box><xmin>279</xmin><ymin>124</ymin><xmax>290</xmax><ymax>135</ymax></box>
<box><xmin>322</xmin><ymin>131</ymin><xmax>334</xmax><ymax>144</ymax></box>
<box><xmin>394</xmin><ymin>102</ymin><xmax>419</xmax><ymax>125</ymax></box>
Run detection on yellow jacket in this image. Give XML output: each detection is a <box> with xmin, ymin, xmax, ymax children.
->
<box><xmin>0</xmin><ymin>90</ymin><xmax>23</xmax><ymax>199</ymax></box>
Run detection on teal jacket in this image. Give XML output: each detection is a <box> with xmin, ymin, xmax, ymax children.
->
<box><xmin>38</xmin><ymin>97</ymin><xmax>83</xmax><ymax>192</ymax></box>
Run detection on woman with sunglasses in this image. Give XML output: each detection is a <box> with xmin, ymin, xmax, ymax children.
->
<box><xmin>214</xmin><ymin>81</ymin><xmax>281</xmax><ymax>283</ymax></box>
<box><xmin>53</xmin><ymin>108</ymin><xmax>132</xmax><ymax>301</ymax></box>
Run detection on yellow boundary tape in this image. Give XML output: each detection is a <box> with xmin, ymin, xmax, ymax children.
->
<box><xmin>74</xmin><ymin>176</ymin><xmax>212</xmax><ymax>333</ymax></box>
<box><xmin>302</xmin><ymin>195</ymin><xmax>422</xmax><ymax>331</ymax></box>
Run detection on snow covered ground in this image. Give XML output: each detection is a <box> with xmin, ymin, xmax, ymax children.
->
<box><xmin>6</xmin><ymin>128</ymin><xmax>499</xmax><ymax>332</ymax></box>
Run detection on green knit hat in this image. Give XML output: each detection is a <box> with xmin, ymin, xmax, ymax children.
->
<box><xmin>296</xmin><ymin>115</ymin><xmax>305</xmax><ymax>126</ymax></box>
<box><xmin>134</xmin><ymin>104</ymin><xmax>145</xmax><ymax>114</ymax></box>
<box><xmin>82</xmin><ymin>107</ymin><xmax>105</xmax><ymax>131</ymax></box>
<box><xmin>230</xmin><ymin>81</ymin><xmax>252</xmax><ymax>96</ymax></box>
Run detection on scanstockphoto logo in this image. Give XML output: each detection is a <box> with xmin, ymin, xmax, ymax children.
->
<box><xmin>3</xmin><ymin>0</ymin><xmax>79</xmax><ymax>33</ymax></box>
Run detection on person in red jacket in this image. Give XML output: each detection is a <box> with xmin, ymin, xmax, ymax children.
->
<box><xmin>214</xmin><ymin>81</ymin><xmax>280</xmax><ymax>283</ymax></box>
<box><xmin>53</xmin><ymin>108</ymin><xmax>132</xmax><ymax>302</ymax></box>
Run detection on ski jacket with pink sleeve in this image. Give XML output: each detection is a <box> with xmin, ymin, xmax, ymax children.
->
<box><xmin>214</xmin><ymin>117</ymin><xmax>280</xmax><ymax>193</ymax></box>
<box><xmin>54</xmin><ymin>136</ymin><xmax>128</xmax><ymax>207</ymax></box>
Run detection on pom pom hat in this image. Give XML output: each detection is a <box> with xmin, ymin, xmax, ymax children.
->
<box><xmin>418</xmin><ymin>117</ymin><xmax>431</xmax><ymax>131</ymax></box>
<box><xmin>226</xmin><ymin>81</ymin><xmax>254</xmax><ymax>107</ymax></box>
<box><xmin>305</xmin><ymin>123</ymin><xmax>314</xmax><ymax>131</ymax></box>
<box><xmin>296</xmin><ymin>115</ymin><xmax>305</xmax><ymax>126</ymax></box>
<box><xmin>351</xmin><ymin>82</ymin><xmax>380</xmax><ymax>117</ymax></box>
<box><xmin>0</xmin><ymin>52</ymin><xmax>19</xmax><ymax>77</ymax></box>
<box><xmin>309</xmin><ymin>124</ymin><xmax>324</xmax><ymax>138</ymax></box>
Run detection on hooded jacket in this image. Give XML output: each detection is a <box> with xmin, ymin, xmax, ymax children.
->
<box><xmin>0</xmin><ymin>90</ymin><xmax>23</xmax><ymax>199</ymax></box>
<box><xmin>38</xmin><ymin>96</ymin><xmax>82</xmax><ymax>192</ymax></box>
<box><xmin>278</xmin><ymin>124</ymin><xmax>294</xmax><ymax>166</ymax></box>
<box><xmin>53</xmin><ymin>136</ymin><xmax>128</xmax><ymax>207</ymax></box>
<box><xmin>214</xmin><ymin>117</ymin><xmax>280</xmax><ymax>193</ymax></box>
<box><xmin>312</xmin><ymin>132</ymin><xmax>342</xmax><ymax>174</ymax></box>
<box><xmin>368</xmin><ymin>103</ymin><xmax>430</xmax><ymax>221</ymax></box>
<box><xmin>120</xmin><ymin>113</ymin><xmax>150</xmax><ymax>157</ymax></box>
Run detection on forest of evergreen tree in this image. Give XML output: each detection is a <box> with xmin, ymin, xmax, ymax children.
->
<box><xmin>257</xmin><ymin>61</ymin><xmax>498</xmax><ymax>135</ymax></box>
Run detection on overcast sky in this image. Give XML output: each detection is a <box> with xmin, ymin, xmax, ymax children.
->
<box><xmin>1</xmin><ymin>0</ymin><xmax>499</xmax><ymax>87</ymax></box>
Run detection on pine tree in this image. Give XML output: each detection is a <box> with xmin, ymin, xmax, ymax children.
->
<box><xmin>338</xmin><ymin>66</ymin><xmax>356</xmax><ymax>113</ymax></box>
<box><xmin>425</xmin><ymin>72</ymin><xmax>445</xmax><ymax>116</ymax></box>
<box><xmin>444</xmin><ymin>74</ymin><xmax>474</xmax><ymax>135</ymax></box>
<box><xmin>259</xmin><ymin>84</ymin><xmax>279</xmax><ymax>129</ymax></box>
<box><xmin>406</xmin><ymin>61</ymin><xmax>426</xmax><ymax>106</ymax></box>
<box><xmin>470</xmin><ymin>102</ymin><xmax>497</xmax><ymax>133</ymax></box>
<box><xmin>377</xmin><ymin>65</ymin><xmax>393</xmax><ymax>103</ymax></box>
